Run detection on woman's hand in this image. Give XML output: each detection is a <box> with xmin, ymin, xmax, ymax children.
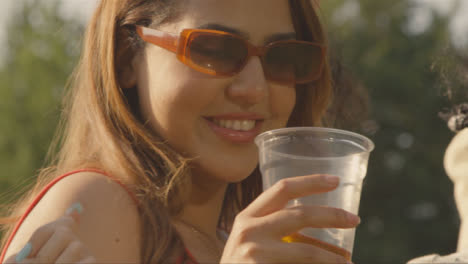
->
<box><xmin>221</xmin><ymin>175</ymin><xmax>359</xmax><ymax>264</ymax></box>
<box><xmin>5</xmin><ymin>203</ymin><xmax>96</xmax><ymax>264</ymax></box>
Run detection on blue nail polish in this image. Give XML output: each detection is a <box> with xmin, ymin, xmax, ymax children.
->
<box><xmin>15</xmin><ymin>242</ymin><xmax>32</xmax><ymax>262</ymax></box>
<box><xmin>65</xmin><ymin>202</ymin><xmax>83</xmax><ymax>215</ymax></box>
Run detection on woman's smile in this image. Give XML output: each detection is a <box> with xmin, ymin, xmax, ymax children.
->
<box><xmin>203</xmin><ymin>112</ymin><xmax>265</xmax><ymax>143</ymax></box>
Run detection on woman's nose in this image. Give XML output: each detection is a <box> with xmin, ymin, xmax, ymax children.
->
<box><xmin>225</xmin><ymin>57</ymin><xmax>268</xmax><ymax>107</ymax></box>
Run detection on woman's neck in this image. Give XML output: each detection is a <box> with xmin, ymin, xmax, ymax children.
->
<box><xmin>173</xmin><ymin>176</ymin><xmax>229</xmax><ymax>263</ymax></box>
<box><xmin>179</xmin><ymin>176</ymin><xmax>228</xmax><ymax>236</ymax></box>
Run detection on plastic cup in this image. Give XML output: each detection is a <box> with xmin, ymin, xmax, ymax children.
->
<box><xmin>255</xmin><ymin>127</ymin><xmax>374</xmax><ymax>260</ymax></box>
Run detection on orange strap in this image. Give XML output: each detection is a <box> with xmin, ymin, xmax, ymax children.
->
<box><xmin>0</xmin><ymin>169</ymin><xmax>138</xmax><ymax>263</ymax></box>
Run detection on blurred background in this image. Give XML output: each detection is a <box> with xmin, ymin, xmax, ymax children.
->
<box><xmin>0</xmin><ymin>0</ymin><xmax>467</xmax><ymax>263</ymax></box>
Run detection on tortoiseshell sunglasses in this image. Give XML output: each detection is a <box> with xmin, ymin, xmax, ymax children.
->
<box><xmin>136</xmin><ymin>26</ymin><xmax>326</xmax><ymax>84</ymax></box>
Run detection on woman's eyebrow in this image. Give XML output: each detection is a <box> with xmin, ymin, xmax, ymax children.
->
<box><xmin>197</xmin><ymin>23</ymin><xmax>296</xmax><ymax>44</ymax></box>
<box><xmin>263</xmin><ymin>32</ymin><xmax>297</xmax><ymax>44</ymax></box>
<box><xmin>197</xmin><ymin>23</ymin><xmax>249</xmax><ymax>39</ymax></box>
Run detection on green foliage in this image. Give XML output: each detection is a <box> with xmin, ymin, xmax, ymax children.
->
<box><xmin>321</xmin><ymin>0</ymin><xmax>465</xmax><ymax>263</ymax></box>
<box><xmin>0</xmin><ymin>0</ymin><xmax>83</xmax><ymax>200</ymax></box>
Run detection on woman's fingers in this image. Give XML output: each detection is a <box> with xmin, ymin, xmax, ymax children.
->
<box><xmin>277</xmin><ymin>240</ymin><xmax>352</xmax><ymax>264</ymax></box>
<box><xmin>35</xmin><ymin>226</ymin><xmax>74</xmax><ymax>262</ymax></box>
<box><xmin>14</xmin><ymin>203</ymin><xmax>83</xmax><ymax>263</ymax></box>
<box><xmin>55</xmin><ymin>241</ymin><xmax>88</xmax><ymax>263</ymax></box>
<box><xmin>64</xmin><ymin>203</ymin><xmax>84</xmax><ymax>223</ymax></box>
<box><xmin>77</xmin><ymin>256</ymin><xmax>97</xmax><ymax>264</ymax></box>
<box><xmin>15</xmin><ymin>241</ymin><xmax>92</xmax><ymax>264</ymax></box>
<box><xmin>16</xmin><ymin>226</ymin><xmax>54</xmax><ymax>262</ymax></box>
<box><xmin>225</xmin><ymin>175</ymin><xmax>357</xmax><ymax>264</ymax></box>
<box><xmin>260</xmin><ymin>205</ymin><xmax>360</xmax><ymax>238</ymax></box>
<box><xmin>242</xmin><ymin>174</ymin><xmax>340</xmax><ymax>217</ymax></box>
<box><xmin>25</xmin><ymin>216</ymin><xmax>78</xmax><ymax>259</ymax></box>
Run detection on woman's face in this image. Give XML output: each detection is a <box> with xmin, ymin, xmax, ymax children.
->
<box><xmin>133</xmin><ymin>0</ymin><xmax>296</xmax><ymax>182</ymax></box>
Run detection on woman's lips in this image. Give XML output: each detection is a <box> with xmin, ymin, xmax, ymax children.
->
<box><xmin>204</xmin><ymin>115</ymin><xmax>264</xmax><ymax>143</ymax></box>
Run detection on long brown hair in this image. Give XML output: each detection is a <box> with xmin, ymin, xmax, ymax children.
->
<box><xmin>1</xmin><ymin>0</ymin><xmax>332</xmax><ymax>263</ymax></box>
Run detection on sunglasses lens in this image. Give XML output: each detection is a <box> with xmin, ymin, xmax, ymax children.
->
<box><xmin>188</xmin><ymin>33</ymin><xmax>248</xmax><ymax>75</ymax></box>
<box><xmin>264</xmin><ymin>42</ymin><xmax>323</xmax><ymax>83</ymax></box>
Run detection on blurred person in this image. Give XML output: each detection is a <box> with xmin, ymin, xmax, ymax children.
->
<box><xmin>407</xmin><ymin>43</ymin><xmax>468</xmax><ymax>264</ymax></box>
<box><xmin>0</xmin><ymin>0</ymin><xmax>360</xmax><ymax>263</ymax></box>
<box><xmin>408</xmin><ymin>109</ymin><xmax>468</xmax><ymax>263</ymax></box>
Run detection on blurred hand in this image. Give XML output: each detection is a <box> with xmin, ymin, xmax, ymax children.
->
<box><xmin>5</xmin><ymin>203</ymin><xmax>96</xmax><ymax>264</ymax></box>
<box><xmin>221</xmin><ymin>175</ymin><xmax>359</xmax><ymax>264</ymax></box>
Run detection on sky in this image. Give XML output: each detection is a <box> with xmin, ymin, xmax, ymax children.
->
<box><xmin>0</xmin><ymin>0</ymin><xmax>97</xmax><ymax>64</ymax></box>
<box><xmin>410</xmin><ymin>0</ymin><xmax>468</xmax><ymax>49</ymax></box>
<box><xmin>0</xmin><ymin>0</ymin><xmax>467</xmax><ymax>64</ymax></box>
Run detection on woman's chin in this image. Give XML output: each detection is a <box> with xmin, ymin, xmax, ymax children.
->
<box><xmin>192</xmin><ymin>163</ymin><xmax>258</xmax><ymax>184</ymax></box>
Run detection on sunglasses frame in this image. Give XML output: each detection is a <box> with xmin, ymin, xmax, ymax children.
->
<box><xmin>136</xmin><ymin>26</ymin><xmax>326</xmax><ymax>84</ymax></box>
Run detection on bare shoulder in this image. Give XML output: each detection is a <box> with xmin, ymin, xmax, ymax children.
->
<box><xmin>4</xmin><ymin>171</ymin><xmax>141</xmax><ymax>262</ymax></box>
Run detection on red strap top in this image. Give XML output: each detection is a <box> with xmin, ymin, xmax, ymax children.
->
<box><xmin>0</xmin><ymin>169</ymin><xmax>199</xmax><ymax>264</ymax></box>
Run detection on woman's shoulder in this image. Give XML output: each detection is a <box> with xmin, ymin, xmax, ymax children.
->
<box><xmin>29</xmin><ymin>170</ymin><xmax>140</xmax><ymax>225</ymax></box>
<box><xmin>5</xmin><ymin>170</ymin><xmax>141</xmax><ymax>262</ymax></box>
<box><xmin>43</xmin><ymin>170</ymin><xmax>139</xmax><ymax>210</ymax></box>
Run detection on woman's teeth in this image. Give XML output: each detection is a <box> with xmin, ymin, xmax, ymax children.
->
<box><xmin>214</xmin><ymin>119</ymin><xmax>256</xmax><ymax>131</ymax></box>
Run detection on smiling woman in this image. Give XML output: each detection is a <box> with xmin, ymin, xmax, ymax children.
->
<box><xmin>0</xmin><ymin>1</ymin><xmax>359</xmax><ymax>263</ymax></box>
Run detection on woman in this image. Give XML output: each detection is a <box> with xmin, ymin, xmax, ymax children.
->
<box><xmin>1</xmin><ymin>0</ymin><xmax>359</xmax><ymax>263</ymax></box>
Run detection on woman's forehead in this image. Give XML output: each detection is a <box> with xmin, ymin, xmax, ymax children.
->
<box><xmin>163</xmin><ymin>0</ymin><xmax>295</xmax><ymax>41</ymax></box>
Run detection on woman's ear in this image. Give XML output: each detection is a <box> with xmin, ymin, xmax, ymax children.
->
<box><xmin>119</xmin><ymin>51</ymin><xmax>143</xmax><ymax>89</ymax></box>
<box><xmin>119</xmin><ymin>63</ymin><xmax>138</xmax><ymax>89</ymax></box>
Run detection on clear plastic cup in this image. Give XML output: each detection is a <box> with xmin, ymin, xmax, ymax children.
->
<box><xmin>255</xmin><ymin>127</ymin><xmax>374</xmax><ymax>259</ymax></box>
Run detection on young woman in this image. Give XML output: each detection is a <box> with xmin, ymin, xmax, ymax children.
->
<box><xmin>1</xmin><ymin>0</ymin><xmax>360</xmax><ymax>263</ymax></box>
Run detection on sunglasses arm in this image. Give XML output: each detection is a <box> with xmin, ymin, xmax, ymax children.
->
<box><xmin>136</xmin><ymin>26</ymin><xmax>179</xmax><ymax>53</ymax></box>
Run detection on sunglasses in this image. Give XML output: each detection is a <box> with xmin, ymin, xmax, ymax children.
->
<box><xmin>136</xmin><ymin>26</ymin><xmax>326</xmax><ymax>84</ymax></box>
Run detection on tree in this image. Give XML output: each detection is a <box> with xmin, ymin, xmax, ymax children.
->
<box><xmin>0</xmin><ymin>0</ymin><xmax>83</xmax><ymax>203</ymax></box>
<box><xmin>321</xmin><ymin>0</ymin><xmax>464</xmax><ymax>263</ymax></box>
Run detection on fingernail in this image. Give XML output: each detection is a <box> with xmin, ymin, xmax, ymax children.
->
<box><xmin>15</xmin><ymin>242</ymin><xmax>32</xmax><ymax>262</ymax></box>
<box><xmin>325</xmin><ymin>175</ymin><xmax>339</xmax><ymax>186</ymax></box>
<box><xmin>65</xmin><ymin>202</ymin><xmax>83</xmax><ymax>216</ymax></box>
<box><xmin>347</xmin><ymin>213</ymin><xmax>361</xmax><ymax>225</ymax></box>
